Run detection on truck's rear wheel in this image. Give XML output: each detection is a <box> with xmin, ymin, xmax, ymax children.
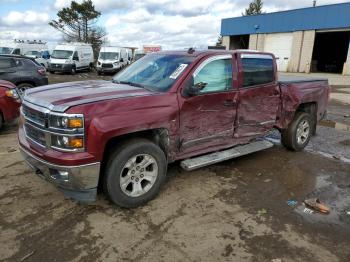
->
<box><xmin>104</xmin><ymin>139</ymin><xmax>167</xmax><ymax>208</ymax></box>
<box><xmin>281</xmin><ymin>112</ymin><xmax>312</xmax><ymax>151</ymax></box>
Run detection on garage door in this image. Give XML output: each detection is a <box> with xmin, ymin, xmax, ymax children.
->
<box><xmin>264</xmin><ymin>33</ymin><xmax>293</xmax><ymax>72</ymax></box>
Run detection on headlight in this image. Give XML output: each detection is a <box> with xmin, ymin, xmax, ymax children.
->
<box><xmin>51</xmin><ymin>135</ymin><xmax>84</xmax><ymax>150</ymax></box>
<box><xmin>5</xmin><ymin>89</ymin><xmax>19</xmax><ymax>99</ymax></box>
<box><xmin>49</xmin><ymin>115</ymin><xmax>84</xmax><ymax>129</ymax></box>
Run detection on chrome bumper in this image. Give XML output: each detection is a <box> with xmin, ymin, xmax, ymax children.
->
<box><xmin>20</xmin><ymin>146</ymin><xmax>100</xmax><ymax>202</ymax></box>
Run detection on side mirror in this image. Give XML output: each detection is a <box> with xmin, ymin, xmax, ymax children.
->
<box><xmin>184</xmin><ymin>81</ymin><xmax>207</xmax><ymax>96</ymax></box>
<box><xmin>120</xmin><ymin>58</ymin><xmax>124</xmax><ymax>62</ymax></box>
<box><xmin>73</xmin><ymin>56</ymin><xmax>79</xmax><ymax>61</ymax></box>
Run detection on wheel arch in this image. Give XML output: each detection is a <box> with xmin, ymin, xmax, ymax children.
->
<box><xmin>98</xmin><ymin>128</ymin><xmax>170</xmax><ymax>190</ymax></box>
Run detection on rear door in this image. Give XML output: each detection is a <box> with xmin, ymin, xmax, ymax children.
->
<box><xmin>179</xmin><ymin>55</ymin><xmax>238</xmax><ymax>153</ymax></box>
<box><xmin>234</xmin><ymin>53</ymin><xmax>280</xmax><ymax>138</ymax></box>
<box><xmin>0</xmin><ymin>57</ymin><xmax>17</xmax><ymax>82</ymax></box>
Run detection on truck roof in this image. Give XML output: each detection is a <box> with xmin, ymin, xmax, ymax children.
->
<box><xmin>154</xmin><ymin>49</ymin><xmax>272</xmax><ymax>58</ymax></box>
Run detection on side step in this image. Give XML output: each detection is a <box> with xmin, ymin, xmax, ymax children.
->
<box><xmin>180</xmin><ymin>140</ymin><xmax>274</xmax><ymax>171</ymax></box>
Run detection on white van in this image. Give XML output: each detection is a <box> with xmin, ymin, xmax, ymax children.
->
<box><xmin>24</xmin><ymin>50</ymin><xmax>51</xmax><ymax>68</ymax></box>
<box><xmin>96</xmin><ymin>46</ymin><xmax>128</xmax><ymax>75</ymax></box>
<box><xmin>49</xmin><ymin>42</ymin><xmax>94</xmax><ymax>74</ymax></box>
<box><xmin>0</xmin><ymin>40</ymin><xmax>47</xmax><ymax>55</ymax></box>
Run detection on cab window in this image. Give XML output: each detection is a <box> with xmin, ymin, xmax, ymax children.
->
<box><xmin>194</xmin><ymin>58</ymin><xmax>232</xmax><ymax>94</ymax></box>
<box><xmin>241</xmin><ymin>55</ymin><xmax>274</xmax><ymax>87</ymax></box>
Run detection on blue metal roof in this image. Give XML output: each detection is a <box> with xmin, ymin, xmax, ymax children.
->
<box><xmin>221</xmin><ymin>2</ymin><xmax>350</xmax><ymax>36</ymax></box>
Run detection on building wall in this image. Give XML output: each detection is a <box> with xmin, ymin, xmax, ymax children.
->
<box><xmin>248</xmin><ymin>34</ymin><xmax>265</xmax><ymax>51</ymax></box>
<box><xmin>343</xmin><ymin>41</ymin><xmax>350</xmax><ymax>75</ymax></box>
<box><xmin>298</xmin><ymin>30</ymin><xmax>316</xmax><ymax>73</ymax></box>
<box><xmin>289</xmin><ymin>31</ymin><xmax>304</xmax><ymax>72</ymax></box>
<box><xmin>222</xmin><ymin>36</ymin><xmax>230</xmax><ymax>50</ymax></box>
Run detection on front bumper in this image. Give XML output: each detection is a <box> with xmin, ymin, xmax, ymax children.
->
<box><xmin>20</xmin><ymin>145</ymin><xmax>100</xmax><ymax>202</ymax></box>
<box><xmin>49</xmin><ymin>63</ymin><xmax>74</xmax><ymax>73</ymax></box>
<box><xmin>96</xmin><ymin>66</ymin><xmax>119</xmax><ymax>73</ymax></box>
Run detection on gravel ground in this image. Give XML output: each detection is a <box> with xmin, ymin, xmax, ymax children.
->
<box><xmin>0</xmin><ymin>72</ymin><xmax>349</xmax><ymax>262</ymax></box>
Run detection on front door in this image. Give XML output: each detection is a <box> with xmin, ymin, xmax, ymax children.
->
<box><xmin>179</xmin><ymin>55</ymin><xmax>238</xmax><ymax>153</ymax></box>
<box><xmin>235</xmin><ymin>53</ymin><xmax>280</xmax><ymax>138</ymax></box>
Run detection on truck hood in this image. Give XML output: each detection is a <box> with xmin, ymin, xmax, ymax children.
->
<box><xmin>24</xmin><ymin>80</ymin><xmax>159</xmax><ymax>112</ymax></box>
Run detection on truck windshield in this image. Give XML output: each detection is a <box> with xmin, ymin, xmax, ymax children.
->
<box><xmin>113</xmin><ymin>54</ymin><xmax>195</xmax><ymax>92</ymax></box>
<box><xmin>51</xmin><ymin>50</ymin><xmax>73</xmax><ymax>59</ymax></box>
<box><xmin>99</xmin><ymin>52</ymin><xmax>119</xmax><ymax>60</ymax></box>
<box><xmin>0</xmin><ymin>47</ymin><xmax>14</xmax><ymax>54</ymax></box>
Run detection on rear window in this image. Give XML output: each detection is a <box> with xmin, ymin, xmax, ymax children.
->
<box><xmin>0</xmin><ymin>58</ymin><xmax>15</xmax><ymax>68</ymax></box>
<box><xmin>241</xmin><ymin>55</ymin><xmax>274</xmax><ymax>87</ymax></box>
<box><xmin>21</xmin><ymin>58</ymin><xmax>40</xmax><ymax>67</ymax></box>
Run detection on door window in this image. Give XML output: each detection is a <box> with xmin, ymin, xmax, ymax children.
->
<box><xmin>73</xmin><ymin>51</ymin><xmax>79</xmax><ymax>61</ymax></box>
<box><xmin>13</xmin><ymin>48</ymin><xmax>21</xmax><ymax>55</ymax></box>
<box><xmin>0</xmin><ymin>58</ymin><xmax>15</xmax><ymax>68</ymax></box>
<box><xmin>194</xmin><ymin>58</ymin><xmax>232</xmax><ymax>93</ymax></box>
<box><xmin>241</xmin><ymin>55</ymin><xmax>274</xmax><ymax>87</ymax></box>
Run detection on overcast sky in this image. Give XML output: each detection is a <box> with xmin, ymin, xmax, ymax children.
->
<box><xmin>0</xmin><ymin>0</ymin><xmax>347</xmax><ymax>49</ymax></box>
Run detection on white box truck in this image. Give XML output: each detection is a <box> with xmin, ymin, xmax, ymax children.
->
<box><xmin>0</xmin><ymin>40</ymin><xmax>47</xmax><ymax>55</ymax></box>
<box><xmin>49</xmin><ymin>42</ymin><xmax>94</xmax><ymax>74</ymax></box>
<box><xmin>96</xmin><ymin>46</ymin><xmax>128</xmax><ymax>75</ymax></box>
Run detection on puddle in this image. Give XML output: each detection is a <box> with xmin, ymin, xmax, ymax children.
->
<box><xmin>293</xmin><ymin>170</ymin><xmax>350</xmax><ymax>229</ymax></box>
<box><xmin>319</xmin><ymin>120</ymin><xmax>350</xmax><ymax>132</ymax></box>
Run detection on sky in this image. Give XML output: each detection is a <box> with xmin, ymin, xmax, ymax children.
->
<box><xmin>0</xmin><ymin>0</ymin><xmax>348</xmax><ymax>50</ymax></box>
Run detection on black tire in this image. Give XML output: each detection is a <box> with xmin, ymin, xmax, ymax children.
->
<box><xmin>97</xmin><ymin>71</ymin><xmax>102</xmax><ymax>76</ymax></box>
<box><xmin>103</xmin><ymin>138</ymin><xmax>167</xmax><ymax>208</ymax></box>
<box><xmin>17</xmin><ymin>83</ymin><xmax>34</xmax><ymax>97</ymax></box>
<box><xmin>88</xmin><ymin>63</ymin><xmax>94</xmax><ymax>72</ymax></box>
<box><xmin>281</xmin><ymin>112</ymin><xmax>313</xmax><ymax>151</ymax></box>
<box><xmin>71</xmin><ymin>66</ymin><xmax>76</xmax><ymax>75</ymax></box>
<box><xmin>49</xmin><ymin>71</ymin><xmax>55</xmax><ymax>74</ymax></box>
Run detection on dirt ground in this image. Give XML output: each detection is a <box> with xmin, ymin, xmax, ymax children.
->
<box><xmin>1</xmin><ymin>72</ymin><xmax>350</xmax><ymax>262</ymax></box>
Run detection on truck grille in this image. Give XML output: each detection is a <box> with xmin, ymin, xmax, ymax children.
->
<box><xmin>24</xmin><ymin>123</ymin><xmax>46</xmax><ymax>147</ymax></box>
<box><xmin>51</xmin><ymin>64</ymin><xmax>63</xmax><ymax>69</ymax></box>
<box><xmin>22</xmin><ymin>104</ymin><xmax>47</xmax><ymax>127</ymax></box>
<box><xmin>102</xmin><ymin>63</ymin><xmax>113</xmax><ymax>68</ymax></box>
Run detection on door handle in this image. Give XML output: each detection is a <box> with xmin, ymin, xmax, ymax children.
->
<box><xmin>223</xmin><ymin>100</ymin><xmax>236</xmax><ymax>107</ymax></box>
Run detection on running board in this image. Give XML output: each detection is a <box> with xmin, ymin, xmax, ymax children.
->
<box><xmin>180</xmin><ymin>140</ymin><xmax>274</xmax><ymax>171</ymax></box>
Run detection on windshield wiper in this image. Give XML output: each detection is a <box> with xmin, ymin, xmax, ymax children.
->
<box><xmin>112</xmin><ymin>80</ymin><xmax>150</xmax><ymax>90</ymax></box>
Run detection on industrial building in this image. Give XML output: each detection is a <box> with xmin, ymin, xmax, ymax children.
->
<box><xmin>221</xmin><ymin>2</ymin><xmax>350</xmax><ymax>75</ymax></box>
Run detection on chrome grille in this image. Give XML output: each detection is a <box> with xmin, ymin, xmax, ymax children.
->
<box><xmin>24</xmin><ymin>123</ymin><xmax>46</xmax><ymax>147</ymax></box>
<box><xmin>22</xmin><ymin>104</ymin><xmax>47</xmax><ymax>127</ymax></box>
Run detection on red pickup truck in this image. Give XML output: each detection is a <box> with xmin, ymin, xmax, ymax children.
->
<box><xmin>19</xmin><ymin>50</ymin><xmax>329</xmax><ymax>207</ymax></box>
<box><xmin>0</xmin><ymin>80</ymin><xmax>21</xmax><ymax>130</ymax></box>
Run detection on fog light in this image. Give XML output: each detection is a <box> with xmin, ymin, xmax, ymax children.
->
<box><xmin>50</xmin><ymin>170</ymin><xmax>69</xmax><ymax>182</ymax></box>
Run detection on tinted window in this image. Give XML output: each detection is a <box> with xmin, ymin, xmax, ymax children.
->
<box><xmin>194</xmin><ymin>58</ymin><xmax>232</xmax><ymax>93</ymax></box>
<box><xmin>21</xmin><ymin>59</ymin><xmax>38</xmax><ymax>68</ymax></box>
<box><xmin>242</xmin><ymin>57</ymin><xmax>274</xmax><ymax>87</ymax></box>
<box><xmin>0</xmin><ymin>58</ymin><xmax>15</xmax><ymax>68</ymax></box>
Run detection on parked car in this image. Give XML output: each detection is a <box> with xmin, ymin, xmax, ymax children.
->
<box><xmin>96</xmin><ymin>46</ymin><xmax>129</xmax><ymax>75</ymax></box>
<box><xmin>133</xmin><ymin>52</ymin><xmax>146</xmax><ymax>62</ymax></box>
<box><xmin>0</xmin><ymin>39</ymin><xmax>48</xmax><ymax>55</ymax></box>
<box><xmin>18</xmin><ymin>50</ymin><xmax>329</xmax><ymax>208</ymax></box>
<box><xmin>0</xmin><ymin>54</ymin><xmax>48</xmax><ymax>96</ymax></box>
<box><xmin>0</xmin><ymin>80</ymin><xmax>21</xmax><ymax>130</ymax></box>
<box><xmin>48</xmin><ymin>43</ymin><xmax>94</xmax><ymax>74</ymax></box>
<box><xmin>25</xmin><ymin>50</ymin><xmax>51</xmax><ymax>69</ymax></box>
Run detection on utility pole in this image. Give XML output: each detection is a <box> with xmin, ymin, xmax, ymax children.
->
<box><xmin>313</xmin><ymin>1</ymin><xmax>317</xmax><ymax>7</ymax></box>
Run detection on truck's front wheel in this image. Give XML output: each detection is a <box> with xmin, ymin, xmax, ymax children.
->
<box><xmin>104</xmin><ymin>139</ymin><xmax>167</xmax><ymax>208</ymax></box>
<box><xmin>281</xmin><ymin>112</ymin><xmax>313</xmax><ymax>151</ymax></box>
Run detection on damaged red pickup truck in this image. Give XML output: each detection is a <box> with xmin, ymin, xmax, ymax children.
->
<box><xmin>19</xmin><ymin>50</ymin><xmax>329</xmax><ymax>207</ymax></box>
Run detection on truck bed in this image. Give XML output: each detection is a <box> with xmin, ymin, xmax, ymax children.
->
<box><xmin>278</xmin><ymin>75</ymin><xmax>328</xmax><ymax>84</ymax></box>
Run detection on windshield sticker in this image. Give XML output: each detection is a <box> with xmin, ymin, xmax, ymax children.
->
<box><xmin>169</xmin><ymin>64</ymin><xmax>188</xmax><ymax>79</ymax></box>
